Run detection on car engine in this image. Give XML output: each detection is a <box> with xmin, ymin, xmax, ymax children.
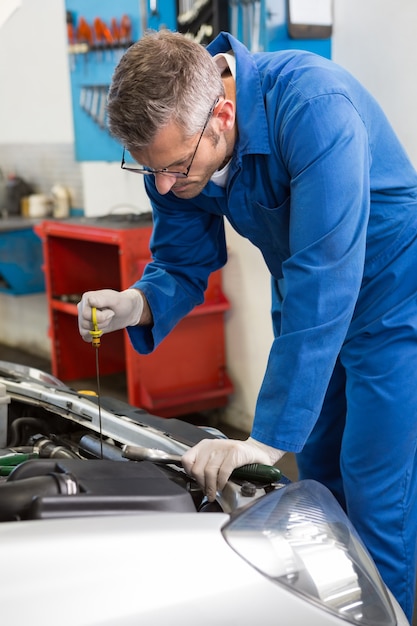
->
<box><xmin>0</xmin><ymin>360</ymin><xmax>278</xmax><ymax>521</ymax></box>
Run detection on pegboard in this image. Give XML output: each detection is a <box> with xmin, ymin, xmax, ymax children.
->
<box><xmin>65</xmin><ymin>1</ymin><xmax>176</xmax><ymax>162</ymax></box>
<box><xmin>65</xmin><ymin>1</ymin><xmax>330</xmax><ymax>163</ymax></box>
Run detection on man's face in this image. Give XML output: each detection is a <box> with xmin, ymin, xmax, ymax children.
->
<box><xmin>130</xmin><ymin>100</ymin><xmax>235</xmax><ymax>200</ymax></box>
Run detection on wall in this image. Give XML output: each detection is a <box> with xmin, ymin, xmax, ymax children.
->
<box><xmin>0</xmin><ymin>1</ymin><xmax>417</xmax><ymax>433</ymax></box>
<box><xmin>332</xmin><ymin>1</ymin><xmax>417</xmax><ymax>166</ymax></box>
<box><xmin>0</xmin><ymin>0</ymin><xmax>73</xmax><ymax>357</ymax></box>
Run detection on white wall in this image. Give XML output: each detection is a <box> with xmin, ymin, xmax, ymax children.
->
<box><xmin>81</xmin><ymin>162</ymin><xmax>151</xmax><ymax>217</ymax></box>
<box><xmin>1</xmin><ymin>0</ymin><xmax>417</xmax><ymax>431</ymax></box>
<box><xmin>0</xmin><ymin>0</ymin><xmax>72</xmax><ymax>357</ymax></box>
<box><xmin>0</xmin><ymin>0</ymin><xmax>73</xmax><ymax>144</ymax></box>
<box><xmin>223</xmin><ymin>227</ymin><xmax>273</xmax><ymax>429</ymax></box>
<box><xmin>332</xmin><ymin>0</ymin><xmax>417</xmax><ymax>165</ymax></box>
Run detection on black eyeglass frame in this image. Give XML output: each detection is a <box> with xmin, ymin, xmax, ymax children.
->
<box><xmin>121</xmin><ymin>98</ymin><xmax>219</xmax><ymax>178</ymax></box>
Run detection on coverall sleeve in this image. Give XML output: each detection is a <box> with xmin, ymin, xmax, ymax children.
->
<box><xmin>251</xmin><ymin>93</ymin><xmax>371</xmax><ymax>452</ymax></box>
<box><xmin>127</xmin><ymin>184</ymin><xmax>227</xmax><ymax>354</ymax></box>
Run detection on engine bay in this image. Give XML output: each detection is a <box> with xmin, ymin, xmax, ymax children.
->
<box><xmin>0</xmin><ymin>360</ymin><xmax>282</xmax><ymax>521</ymax></box>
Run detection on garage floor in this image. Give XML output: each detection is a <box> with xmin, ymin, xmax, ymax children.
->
<box><xmin>1</xmin><ymin>344</ymin><xmax>415</xmax><ymax>624</ymax></box>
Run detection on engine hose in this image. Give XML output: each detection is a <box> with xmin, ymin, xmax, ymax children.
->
<box><xmin>0</xmin><ymin>472</ymin><xmax>78</xmax><ymax>521</ymax></box>
<box><xmin>34</xmin><ymin>437</ymin><xmax>80</xmax><ymax>459</ymax></box>
<box><xmin>8</xmin><ymin>418</ymin><xmax>49</xmax><ymax>447</ymax></box>
<box><xmin>79</xmin><ymin>435</ymin><xmax>127</xmax><ymax>461</ymax></box>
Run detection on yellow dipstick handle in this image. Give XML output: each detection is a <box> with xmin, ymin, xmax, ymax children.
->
<box><xmin>89</xmin><ymin>306</ymin><xmax>104</xmax><ymax>459</ymax></box>
<box><xmin>89</xmin><ymin>306</ymin><xmax>103</xmax><ymax>348</ymax></box>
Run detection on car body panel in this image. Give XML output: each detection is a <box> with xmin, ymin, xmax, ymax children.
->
<box><xmin>1</xmin><ymin>513</ymin><xmax>408</xmax><ymax>626</ymax></box>
<box><xmin>0</xmin><ymin>360</ymin><xmax>410</xmax><ymax>626</ymax></box>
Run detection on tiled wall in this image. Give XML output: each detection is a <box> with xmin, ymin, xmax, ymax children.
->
<box><xmin>0</xmin><ymin>143</ymin><xmax>83</xmax><ymax>211</ymax></box>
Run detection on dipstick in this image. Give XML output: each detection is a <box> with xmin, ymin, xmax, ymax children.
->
<box><xmin>89</xmin><ymin>306</ymin><xmax>103</xmax><ymax>458</ymax></box>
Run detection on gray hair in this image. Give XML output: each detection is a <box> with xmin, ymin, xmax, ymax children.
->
<box><xmin>107</xmin><ymin>29</ymin><xmax>225</xmax><ymax>151</ymax></box>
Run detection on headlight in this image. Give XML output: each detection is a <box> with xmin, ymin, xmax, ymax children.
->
<box><xmin>222</xmin><ymin>480</ymin><xmax>396</xmax><ymax>626</ymax></box>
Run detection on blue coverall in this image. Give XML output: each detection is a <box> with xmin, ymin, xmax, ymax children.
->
<box><xmin>127</xmin><ymin>32</ymin><xmax>417</xmax><ymax>619</ymax></box>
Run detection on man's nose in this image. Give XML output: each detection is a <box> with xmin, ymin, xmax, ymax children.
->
<box><xmin>154</xmin><ymin>172</ymin><xmax>177</xmax><ymax>195</ymax></box>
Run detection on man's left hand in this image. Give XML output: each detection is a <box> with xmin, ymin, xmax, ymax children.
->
<box><xmin>181</xmin><ymin>437</ymin><xmax>286</xmax><ymax>502</ymax></box>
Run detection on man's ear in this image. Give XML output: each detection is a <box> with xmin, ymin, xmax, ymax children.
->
<box><xmin>214</xmin><ymin>99</ymin><xmax>235</xmax><ymax>132</ymax></box>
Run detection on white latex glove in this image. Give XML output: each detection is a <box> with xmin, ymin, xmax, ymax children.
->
<box><xmin>182</xmin><ymin>437</ymin><xmax>286</xmax><ymax>502</ymax></box>
<box><xmin>78</xmin><ymin>288</ymin><xmax>144</xmax><ymax>342</ymax></box>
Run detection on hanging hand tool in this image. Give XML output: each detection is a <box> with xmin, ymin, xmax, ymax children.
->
<box><xmin>66</xmin><ymin>10</ymin><xmax>76</xmax><ymax>72</ymax></box>
<box><xmin>77</xmin><ymin>16</ymin><xmax>93</xmax><ymax>47</ymax></box>
<box><xmin>120</xmin><ymin>14</ymin><xmax>132</xmax><ymax>47</ymax></box>
<box><xmin>110</xmin><ymin>17</ymin><xmax>121</xmax><ymax>62</ymax></box>
<box><xmin>97</xmin><ymin>85</ymin><xmax>108</xmax><ymax>129</ymax></box>
<box><xmin>110</xmin><ymin>17</ymin><xmax>120</xmax><ymax>44</ymax></box>
<box><xmin>112</xmin><ymin>14</ymin><xmax>132</xmax><ymax>63</ymax></box>
<box><xmin>77</xmin><ymin>16</ymin><xmax>93</xmax><ymax>71</ymax></box>
<box><xmin>89</xmin><ymin>307</ymin><xmax>103</xmax><ymax>458</ymax></box>
<box><xmin>93</xmin><ymin>17</ymin><xmax>104</xmax><ymax>62</ymax></box>
<box><xmin>93</xmin><ymin>17</ymin><xmax>114</xmax><ymax>63</ymax></box>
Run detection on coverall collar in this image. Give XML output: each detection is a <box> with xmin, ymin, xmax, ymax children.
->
<box><xmin>207</xmin><ymin>32</ymin><xmax>270</xmax><ymax>158</ymax></box>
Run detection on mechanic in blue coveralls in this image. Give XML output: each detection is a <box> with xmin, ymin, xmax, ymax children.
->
<box><xmin>78</xmin><ymin>29</ymin><xmax>417</xmax><ymax>620</ymax></box>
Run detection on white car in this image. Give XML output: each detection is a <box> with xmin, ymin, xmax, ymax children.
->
<box><xmin>0</xmin><ymin>360</ymin><xmax>409</xmax><ymax>626</ymax></box>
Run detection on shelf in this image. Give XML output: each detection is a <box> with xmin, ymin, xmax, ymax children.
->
<box><xmin>51</xmin><ymin>299</ymin><xmax>79</xmax><ymax>314</ymax></box>
<box><xmin>138</xmin><ymin>373</ymin><xmax>234</xmax><ymax>416</ymax></box>
<box><xmin>191</xmin><ymin>292</ymin><xmax>230</xmax><ymax>316</ymax></box>
<box><xmin>36</xmin><ymin>218</ymin><xmax>233</xmax><ymax>417</ymax></box>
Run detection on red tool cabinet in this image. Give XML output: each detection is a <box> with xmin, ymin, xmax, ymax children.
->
<box><xmin>35</xmin><ymin>218</ymin><xmax>233</xmax><ymax>417</ymax></box>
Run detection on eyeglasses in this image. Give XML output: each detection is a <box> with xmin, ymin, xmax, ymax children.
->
<box><xmin>121</xmin><ymin>98</ymin><xmax>219</xmax><ymax>178</ymax></box>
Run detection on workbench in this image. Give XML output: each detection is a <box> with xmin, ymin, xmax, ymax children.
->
<box><xmin>35</xmin><ymin>216</ymin><xmax>233</xmax><ymax>417</ymax></box>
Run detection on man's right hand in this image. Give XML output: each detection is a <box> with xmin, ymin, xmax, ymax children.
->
<box><xmin>77</xmin><ymin>288</ymin><xmax>144</xmax><ymax>342</ymax></box>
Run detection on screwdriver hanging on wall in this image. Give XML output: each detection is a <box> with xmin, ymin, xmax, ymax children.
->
<box><xmin>66</xmin><ymin>14</ymin><xmax>133</xmax><ymax>70</ymax></box>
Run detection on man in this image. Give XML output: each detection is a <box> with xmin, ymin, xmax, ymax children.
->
<box><xmin>78</xmin><ymin>29</ymin><xmax>417</xmax><ymax>619</ymax></box>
